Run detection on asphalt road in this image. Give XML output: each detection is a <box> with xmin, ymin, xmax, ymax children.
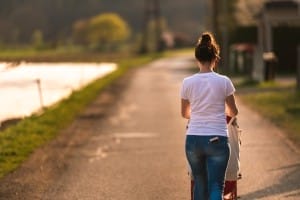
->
<box><xmin>0</xmin><ymin>55</ymin><xmax>299</xmax><ymax>200</ymax></box>
<box><xmin>42</xmin><ymin>56</ymin><xmax>193</xmax><ymax>200</ymax></box>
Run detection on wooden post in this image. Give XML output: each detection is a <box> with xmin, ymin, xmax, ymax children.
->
<box><xmin>36</xmin><ymin>79</ymin><xmax>45</xmax><ymax>110</ymax></box>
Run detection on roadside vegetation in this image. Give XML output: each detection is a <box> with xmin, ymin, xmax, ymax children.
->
<box><xmin>0</xmin><ymin>51</ymin><xmax>161</xmax><ymax>178</ymax></box>
<box><xmin>236</xmin><ymin>79</ymin><xmax>300</xmax><ymax>148</ymax></box>
<box><xmin>0</xmin><ymin>47</ymin><xmax>133</xmax><ymax>63</ymax></box>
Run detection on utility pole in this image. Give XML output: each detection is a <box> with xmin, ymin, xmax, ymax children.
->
<box><xmin>211</xmin><ymin>0</ymin><xmax>229</xmax><ymax>72</ymax></box>
<box><xmin>154</xmin><ymin>0</ymin><xmax>163</xmax><ymax>52</ymax></box>
<box><xmin>140</xmin><ymin>0</ymin><xmax>162</xmax><ymax>53</ymax></box>
<box><xmin>211</xmin><ymin>0</ymin><xmax>219</xmax><ymax>37</ymax></box>
<box><xmin>140</xmin><ymin>0</ymin><xmax>150</xmax><ymax>53</ymax></box>
<box><xmin>221</xmin><ymin>0</ymin><xmax>229</xmax><ymax>72</ymax></box>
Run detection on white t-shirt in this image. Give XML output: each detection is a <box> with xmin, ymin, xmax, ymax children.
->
<box><xmin>181</xmin><ymin>72</ymin><xmax>235</xmax><ymax>137</ymax></box>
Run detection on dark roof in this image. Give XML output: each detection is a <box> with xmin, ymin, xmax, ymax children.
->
<box><xmin>264</xmin><ymin>0</ymin><xmax>299</xmax><ymax>10</ymax></box>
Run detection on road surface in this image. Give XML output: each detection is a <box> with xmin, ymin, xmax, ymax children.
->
<box><xmin>0</xmin><ymin>55</ymin><xmax>299</xmax><ymax>200</ymax></box>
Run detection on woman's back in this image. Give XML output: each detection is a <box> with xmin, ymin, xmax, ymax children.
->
<box><xmin>181</xmin><ymin>31</ymin><xmax>238</xmax><ymax>200</ymax></box>
<box><xmin>181</xmin><ymin>72</ymin><xmax>235</xmax><ymax>136</ymax></box>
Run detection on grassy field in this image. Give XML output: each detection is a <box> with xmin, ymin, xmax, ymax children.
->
<box><xmin>0</xmin><ymin>51</ymin><xmax>161</xmax><ymax>178</ymax></box>
<box><xmin>236</xmin><ymin>79</ymin><xmax>300</xmax><ymax>148</ymax></box>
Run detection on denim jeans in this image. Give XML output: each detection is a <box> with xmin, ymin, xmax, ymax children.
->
<box><xmin>186</xmin><ymin>135</ymin><xmax>230</xmax><ymax>200</ymax></box>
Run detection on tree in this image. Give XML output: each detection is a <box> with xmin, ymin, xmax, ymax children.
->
<box><xmin>72</xmin><ymin>19</ymin><xmax>89</xmax><ymax>45</ymax></box>
<box><xmin>31</xmin><ymin>29</ymin><xmax>44</xmax><ymax>49</ymax></box>
<box><xmin>87</xmin><ymin>13</ymin><xmax>131</xmax><ymax>51</ymax></box>
<box><xmin>234</xmin><ymin>0</ymin><xmax>262</xmax><ymax>25</ymax></box>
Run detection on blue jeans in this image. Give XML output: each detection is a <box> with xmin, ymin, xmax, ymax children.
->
<box><xmin>186</xmin><ymin>135</ymin><xmax>230</xmax><ymax>200</ymax></box>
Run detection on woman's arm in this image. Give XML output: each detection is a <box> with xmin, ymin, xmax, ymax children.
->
<box><xmin>225</xmin><ymin>94</ymin><xmax>238</xmax><ymax>117</ymax></box>
<box><xmin>181</xmin><ymin>99</ymin><xmax>191</xmax><ymax>119</ymax></box>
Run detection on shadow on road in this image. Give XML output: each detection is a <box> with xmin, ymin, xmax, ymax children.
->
<box><xmin>241</xmin><ymin>163</ymin><xmax>300</xmax><ymax>199</ymax></box>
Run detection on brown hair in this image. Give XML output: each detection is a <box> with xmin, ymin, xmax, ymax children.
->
<box><xmin>195</xmin><ymin>32</ymin><xmax>220</xmax><ymax>63</ymax></box>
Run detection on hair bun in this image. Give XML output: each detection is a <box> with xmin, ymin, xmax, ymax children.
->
<box><xmin>200</xmin><ymin>34</ymin><xmax>211</xmax><ymax>46</ymax></box>
<box><xmin>195</xmin><ymin>32</ymin><xmax>220</xmax><ymax>63</ymax></box>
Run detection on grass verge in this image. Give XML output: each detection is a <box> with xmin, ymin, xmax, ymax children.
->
<box><xmin>0</xmin><ymin>53</ymin><xmax>161</xmax><ymax>178</ymax></box>
<box><xmin>236</xmin><ymin>79</ymin><xmax>300</xmax><ymax>148</ymax></box>
<box><xmin>0</xmin><ymin>48</ymin><xmax>132</xmax><ymax>63</ymax></box>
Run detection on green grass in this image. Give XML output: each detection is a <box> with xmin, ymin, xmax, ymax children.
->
<box><xmin>0</xmin><ymin>52</ymin><xmax>161</xmax><ymax>178</ymax></box>
<box><xmin>0</xmin><ymin>48</ymin><xmax>133</xmax><ymax>63</ymax></box>
<box><xmin>237</xmin><ymin>79</ymin><xmax>300</xmax><ymax>147</ymax></box>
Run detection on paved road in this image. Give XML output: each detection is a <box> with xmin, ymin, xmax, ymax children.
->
<box><xmin>0</xmin><ymin>55</ymin><xmax>299</xmax><ymax>199</ymax></box>
<box><xmin>236</xmin><ymin>97</ymin><xmax>300</xmax><ymax>199</ymax></box>
<box><xmin>42</xmin><ymin>56</ymin><xmax>193</xmax><ymax>200</ymax></box>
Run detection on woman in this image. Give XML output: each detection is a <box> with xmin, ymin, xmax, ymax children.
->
<box><xmin>181</xmin><ymin>32</ymin><xmax>238</xmax><ymax>200</ymax></box>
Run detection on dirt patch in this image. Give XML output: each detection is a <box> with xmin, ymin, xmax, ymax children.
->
<box><xmin>0</xmin><ymin>118</ymin><xmax>22</xmax><ymax>131</ymax></box>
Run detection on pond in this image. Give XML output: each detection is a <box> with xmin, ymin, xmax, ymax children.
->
<box><xmin>0</xmin><ymin>62</ymin><xmax>117</xmax><ymax>124</ymax></box>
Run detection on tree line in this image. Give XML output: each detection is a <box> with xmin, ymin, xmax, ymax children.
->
<box><xmin>0</xmin><ymin>0</ymin><xmax>105</xmax><ymax>45</ymax></box>
<box><xmin>0</xmin><ymin>1</ymin><xmax>207</xmax><ymax>44</ymax></box>
<box><xmin>0</xmin><ymin>0</ymin><xmax>242</xmax><ymax>51</ymax></box>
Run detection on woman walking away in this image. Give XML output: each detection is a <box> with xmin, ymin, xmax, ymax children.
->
<box><xmin>181</xmin><ymin>32</ymin><xmax>238</xmax><ymax>200</ymax></box>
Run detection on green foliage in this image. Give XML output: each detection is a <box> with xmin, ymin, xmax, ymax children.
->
<box><xmin>90</xmin><ymin>13</ymin><xmax>129</xmax><ymax>42</ymax></box>
<box><xmin>72</xmin><ymin>12</ymin><xmax>131</xmax><ymax>51</ymax></box>
<box><xmin>87</xmin><ymin>13</ymin><xmax>131</xmax><ymax>51</ymax></box>
<box><xmin>0</xmin><ymin>0</ymin><xmax>208</xmax><ymax>46</ymax></box>
<box><xmin>72</xmin><ymin>19</ymin><xmax>89</xmax><ymax>46</ymax></box>
<box><xmin>0</xmin><ymin>48</ymin><xmax>132</xmax><ymax>63</ymax></box>
<box><xmin>0</xmin><ymin>0</ymin><xmax>242</xmax><ymax>50</ymax></box>
<box><xmin>144</xmin><ymin>17</ymin><xmax>171</xmax><ymax>52</ymax></box>
<box><xmin>238</xmin><ymin>82</ymin><xmax>300</xmax><ymax>147</ymax></box>
<box><xmin>31</xmin><ymin>30</ymin><xmax>45</xmax><ymax>50</ymax></box>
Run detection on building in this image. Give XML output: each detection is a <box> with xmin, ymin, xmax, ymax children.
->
<box><xmin>253</xmin><ymin>0</ymin><xmax>300</xmax><ymax>81</ymax></box>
